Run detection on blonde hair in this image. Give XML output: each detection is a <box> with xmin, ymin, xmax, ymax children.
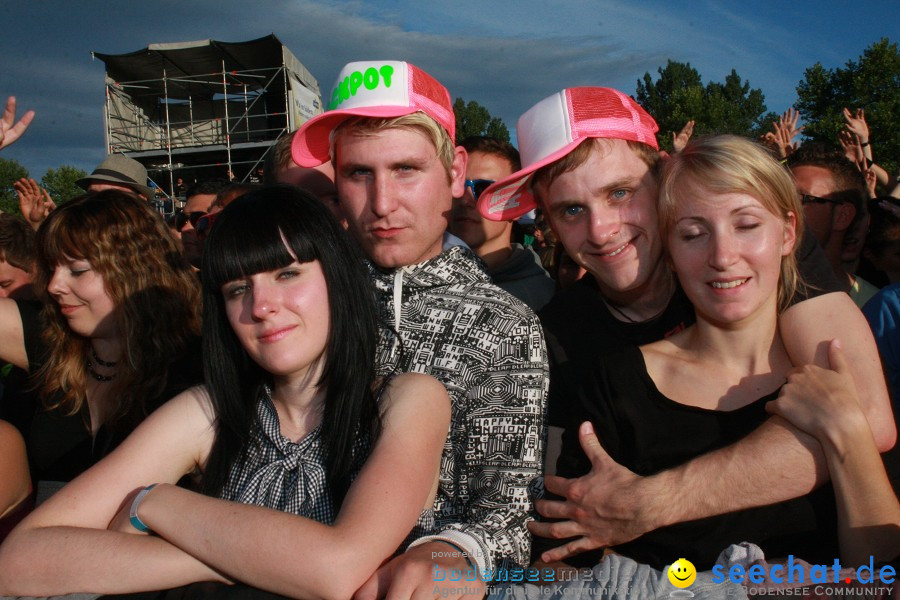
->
<box><xmin>330</xmin><ymin>112</ymin><xmax>456</xmax><ymax>181</ymax></box>
<box><xmin>33</xmin><ymin>191</ymin><xmax>201</xmax><ymax>431</ymax></box>
<box><xmin>659</xmin><ymin>135</ymin><xmax>805</xmax><ymax>312</ymax></box>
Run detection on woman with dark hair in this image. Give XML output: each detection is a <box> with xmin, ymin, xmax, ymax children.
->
<box><xmin>0</xmin><ymin>190</ymin><xmax>202</xmax><ymax>485</ymax></box>
<box><xmin>0</xmin><ymin>186</ymin><xmax>450</xmax><ymax>598</ymax></box>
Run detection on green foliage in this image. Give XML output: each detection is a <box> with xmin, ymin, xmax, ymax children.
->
<box><xmin>42</xmin><ymin>165</ymin><xmax>87</xmax><ymax>204</ymax></box>
<box><xmin>635</xmin><ymin>60</ymin><xmax>770</xmax><ymax>151</ymax></box>
<box><xmin>796</xmin><ymin>38</ymin><xmax>899</xmax><ymax>176</ymax></box>
<box><xmin>453</xmin><ymin>98</ymin><xmax>510</xmax><ymax>143</ymax></box>
<box><xmin>0</xmin><ymin>158</ymin><xmax>28</xmax><ymax>217</ymax></box>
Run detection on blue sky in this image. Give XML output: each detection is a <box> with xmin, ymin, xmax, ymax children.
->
<box><xmin>2</xmin><ymin>0</ymin><xmax>897</xmax><ymax>180</ymax></box>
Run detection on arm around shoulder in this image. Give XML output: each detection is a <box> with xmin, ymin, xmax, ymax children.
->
<box><xmin>653</xmin><ymin>292</ymin><xmax>896</xmax><ymax>526</ymax></box>
<box><xmin>780</xmin><ymin>291</ymin><xmax>896</xmax><ymax>451</ymax></box>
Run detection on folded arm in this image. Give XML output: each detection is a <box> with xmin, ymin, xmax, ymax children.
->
<box><xmin>0</xmin><ymin>374</ymin><xmax>449</xmax><ymax>598</ymax></box>
<box><xmin>0</xmin><ymin>388</ymin><xmax>221</xmax><ymax>595</ymax></box>
<box><xmin>133</xmin><ymin>373</ymin><xmax>450</xmax><ymax>600</ymax></box>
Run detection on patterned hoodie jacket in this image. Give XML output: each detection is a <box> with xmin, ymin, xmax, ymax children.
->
<box><xmin>368</xmin><ymin>244</ymin><xmax>549</xmax><ymax>574</ymax></box>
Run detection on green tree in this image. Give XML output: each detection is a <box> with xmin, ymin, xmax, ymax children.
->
<box><xmin>635</xmin><ymin>60</ymin><xmax>770</xmax><ymax>151</ymax></box>
<box><xmin>796</xmin><ymin>38</ymin><xmax>900</xmax><ymax>176</ymax></box>
<box><xmin>42</xmin><ymin>165</ymin><xmax>88</xmax><ymax>204</ymax></box>
<box><xmin>453</xmin><ymin>98</ymin><xmax>510</xmax><ymax>143</ymax></box>
<box><xmin>0</xmin><ymin>158</ymin><xmax>28</xmax><ymax>216</ymax></box>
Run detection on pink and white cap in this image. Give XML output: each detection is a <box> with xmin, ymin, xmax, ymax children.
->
<box><xmin>292</xmin><ymin>60</ymin><xmax>455</xmax><ymax>167</ymax></box>
<box><xmin>477</xmin><ymin>87</ymin><xmax>659</xmax><ymax>221</ymax></box>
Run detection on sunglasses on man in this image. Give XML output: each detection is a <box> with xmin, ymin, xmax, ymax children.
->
<box><xmin>800</xmin><ymin>194</ymin><xmax>844</xmax><ymax>206</ymax></box>
<box><xmin>465</xmin><ymin>179</ymin><xmax>495</xmax><ymax>201</ymax></box>
<box><xmin>173</xmin><ymin>211</ymin><xmax>208</xmax><ymax>233</ymax></box>
<box><xmin>196</xmin><ymin>212</ymin><xmax>221</xmax><ymax>240</ymax></box>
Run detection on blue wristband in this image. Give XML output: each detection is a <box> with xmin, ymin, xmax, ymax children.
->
<box><xmin>129</xmin><ymin>484</ymin><xmax>158</xmax><ymax>533</ymax></box>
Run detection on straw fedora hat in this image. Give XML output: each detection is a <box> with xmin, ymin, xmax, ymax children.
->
<box><xmin>76</xmin><ymin>154</ymin><xmax>154</xmax><ymax>200</ymax></box>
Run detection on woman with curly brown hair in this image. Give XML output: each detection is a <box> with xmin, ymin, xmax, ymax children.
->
<box><xmin>0</xmin><ymin>189</ymin><xmax>202</xmax><ymax>486</ymax></box>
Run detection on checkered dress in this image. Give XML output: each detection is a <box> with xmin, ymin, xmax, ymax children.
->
<box><xmin>220</xmin><ymin>386</ymin><xmax>433</xmax><ymax>546</ymax></box>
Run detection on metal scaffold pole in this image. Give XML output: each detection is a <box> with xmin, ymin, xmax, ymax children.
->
<box><xmin>222</xmin><ymin>59</ymin><xmax>232</xmax><ymax>180</ymax></box>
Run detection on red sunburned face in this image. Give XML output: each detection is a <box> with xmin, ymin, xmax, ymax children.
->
<box><xmin>335</xmin><ymin>127</ymin><xmax>465</xmax><ymax>269</ymax></box>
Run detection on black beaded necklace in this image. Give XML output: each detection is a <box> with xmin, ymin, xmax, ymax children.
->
<box><xmin>86</xmin><ymin>359</ymin><xmax>114</xmax><ymax>382</ymax></box>
<box><xmin>87</xmin><ymin>347</ymin><xmax>118</xmax><ymax>382</ymax></box>
<box><xmin>91</xmin><ymin>347</ymin><xmax>118</xmax><ymax>368</ymax></box>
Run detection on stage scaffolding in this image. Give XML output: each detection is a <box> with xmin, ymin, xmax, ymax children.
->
<box><xmin>92</xmin><ymin>34</ymin><xmax>322</xmax><ymax>209</ymax></box>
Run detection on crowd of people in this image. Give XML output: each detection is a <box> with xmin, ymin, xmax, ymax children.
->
<box><xmin>0</xmin><ymin>53</ymin><xmax>897</xmax><ymax>600</ymax></box>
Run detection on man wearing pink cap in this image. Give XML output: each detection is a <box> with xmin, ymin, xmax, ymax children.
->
<box><xmin>293</xmin><ymin>61</ymin><xmax>548</xmax><ymax>597</ymax></box>
<box><xmin>478</xmin><ymin>87</ymin><xmax>894</xmax><ymax>566</ymax></box>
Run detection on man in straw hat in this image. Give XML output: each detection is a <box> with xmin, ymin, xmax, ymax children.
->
<box><xmin>76</xmin><ymin>154</ymin><xmax>154</xmax><ymax>201</ymax></box>
<box><xmin>293</xmin><ymin>61</ymin><xmax>548</xmax><ymax>598</ymax></box>
<box><xmin>478</xmin><ymin>87</ymin><xmax>895</xmax><ymax>567</ymax></box>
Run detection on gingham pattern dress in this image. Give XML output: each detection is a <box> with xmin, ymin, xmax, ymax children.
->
<box><xmin>220</xmin><ymin>386</ymin><xmax>434</xmax><ymax>545</ymax></box>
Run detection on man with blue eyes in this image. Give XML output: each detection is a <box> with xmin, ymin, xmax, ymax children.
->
<box><xmin>449</xmin><ymin>136</ymin><xmax>555</xmax><ymax>311</ymax></box>
<box><xmin>292</xmin><ymin>61</ymin><xmax>548</xmax><ymax>600</ymax></box>
<box><xmin>478</xmin><ymin>87</ymin><xmax>894</xmax><ymax>570</ymax></box>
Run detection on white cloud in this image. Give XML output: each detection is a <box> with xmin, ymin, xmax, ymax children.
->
<box><xmin>1</xmin><ymin>0</ymin><xmax>892</xmax><ymax>176</ymax></box>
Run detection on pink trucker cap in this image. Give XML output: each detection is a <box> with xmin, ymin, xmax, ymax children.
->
<box><xmin>478</xmin><ymin>87</ymin><xmax>659</xmax><ymax>221</ymax></box>
<box><xmin>292</xmin><ymin>60</ymin><xmax>455</xmax><ymax>167</ymax></box>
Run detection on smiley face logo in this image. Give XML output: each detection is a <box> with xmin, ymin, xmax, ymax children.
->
<box><xmin>668</xmin><ymin>558</ymin><xmax>697</xmax><ymax>588</ymax></box>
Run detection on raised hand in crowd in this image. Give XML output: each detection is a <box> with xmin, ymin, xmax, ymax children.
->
<box><xmin>763</xmin><ymin>108</ymin><xmax>802</xmax><ymax>159</ymax></box>
<box><xmin>839</xmin><ymin>129</ymin><xmax>866</xmax><ymax>167</ymax></box>
<box><xmin>843</xmin><ymin>108</ymin><xmax>870</xmax><ymax>148</ymax></box>
<box><xmin>14</xmin><ymin>178</ymin><xmax>55</xmax><ymax>231</ymax></box>
<box><xmin>864</xmin><ymin>168</ymin><xmax>878</xmax><ymax>199</ymax></box>
<box><xmin>839</xmin><ymin>128</ymin><xmax>892</xmax><ymax>190</ymax></box>
<box><xmin>671</xmin><ymin>120</ymin><xmax>694</xmax><ymax>153</ymax></box>
<box><xmin>0</xmin><ymin>97</ymin><xmax>35</xmax><ymax>151</ymax></box>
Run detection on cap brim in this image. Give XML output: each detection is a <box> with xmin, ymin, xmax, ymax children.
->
<box><xmin>292</xmin><ymin>105</ymin><xmax>428</xmax><ymax>167</ymax></box>
<box><xmin>478</xmin><ymin>138</ymin><xmax>588</xmax><ymax>222</ymax></box>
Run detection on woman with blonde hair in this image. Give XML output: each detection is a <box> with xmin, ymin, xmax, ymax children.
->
<box><xmin>0</xmin><ymin>189</ymin><xmax>202</xmax><ymax>484</ymax></box>
<box><xmin>556</xmin><ymin>135</ymin><xmax>850</xmax><ymax>569</ymax></box>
